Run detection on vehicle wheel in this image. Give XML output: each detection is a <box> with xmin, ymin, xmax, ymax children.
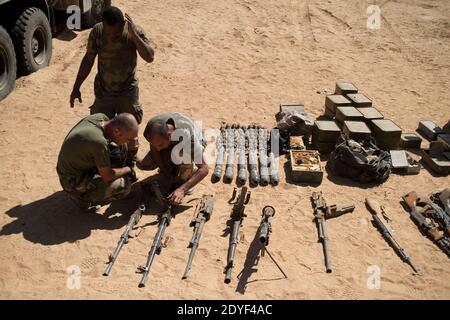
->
<box><xmin>11</xmin><ymin>7</ymin><xmax>52</xmax><ymax>75</ymax></box>
<box><xmin>81</xmin><ymin>0</ymin><xmax>111</xmax><ymax>29</ymax></box>
<box><xmin>0</xmin><ymin>26</ymin><xmax>17</xmax><ymax>101</ymax></box>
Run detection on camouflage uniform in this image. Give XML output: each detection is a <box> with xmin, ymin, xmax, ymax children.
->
<box><xmin>57</xmin><ymin>114</ymin><xmax>132</xmax><ymax>208</ymax></box>
<box><xmin>140</xmin><ymin>113</ymin><xmax>205</xmax><ymax>195</ymax></box>
<box><xmin>87</xmin><ymin>21</ymin><xmax>150</xmax><ymax>158</ymax></box>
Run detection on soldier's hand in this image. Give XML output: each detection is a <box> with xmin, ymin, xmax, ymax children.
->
<box><xmin>127</xmin><ymin>166</ymin><xmax>138</xmax><ymax>183</ymax></box>
<box><xmin>70</xmin><ymin>88</ymin><xmax>82</xmax><ymax>108</ymax></box>
<box><xmin>168</xmin><ymin>188</ymin><xmax>185</xmax><ymax>206</ymax></box>
<box><xmin>125</xmin><ymin>13</ymin><xmax>138</xmax><ymax>36</ymax></box>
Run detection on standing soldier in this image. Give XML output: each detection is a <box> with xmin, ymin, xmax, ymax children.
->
<box><xmin>70</xmin><ymin>6</ymin><xmax>154</xmax><ymax>158</ymax></box>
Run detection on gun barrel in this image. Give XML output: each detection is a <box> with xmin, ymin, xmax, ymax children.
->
<box><xmin>224</xmin><ymin>220</ymin><xmax>240</xmax><ymax>284</ymax></box>
<box><xmin>138</xmin><ymin>216</ymin><xmax>169</xmax><ymax>288</ymax></box>
<box><xmin>103</xmin><ymin>239</ymin><xmax>125</xmax><ymax>276</ymax></box>
<box><xmin>259</xmin><ymin>222</ymin><xmax>269</xmax><ymax>244</ymax></box>
<box><xmin>103</xmin><ymin>205</ymin><xmax>144</xmax><ymax>276</ymax></box>
<box><xmin>317</xmin><ymin>217</ymin><xmax>332</xmax><ymax>273</ymax></box>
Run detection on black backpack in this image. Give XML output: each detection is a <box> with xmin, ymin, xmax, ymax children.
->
<box><xmin>327</xmin><ymin>134</ymin><xmax>391</xmax><ymax>183</ymax></box>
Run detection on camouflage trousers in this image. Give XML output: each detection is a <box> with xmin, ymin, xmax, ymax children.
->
<box><xmin>59</xmin><ymin>173</ymin><xmax>132</xmax><ymax>208</ymax></box>
<box><xmin>90</xmin><ymin>87</ymin><xmax>142</xmax><ymax>159</ymax></box>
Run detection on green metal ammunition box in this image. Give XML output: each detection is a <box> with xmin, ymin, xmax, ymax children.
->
<box><xmin>335</xmin><ymin>107</ymin><xmax>364</xmax><ymax>124</ymax></box>
<box><xmin>325</xmin><ymin>95</ymin><xmax>352</xmax><ymax>113</ymax></box>
<box><xmin>313</xmin><ymin>120</ymin><xmax>341</xmax><ymax>142</ymax></box>
<box><xmin>417</xmin><ymin>120</ymin><xmax>445</xmax><ymax>140</ymax></box>
<box><xmin>335</xmin><ymin>82</ymin><xmax>358</xmax><ymax>95</ymax></box>
<box><xmin>343</xmin><ymin>121</ymin><xmax>371</xmax><ymax>140</ymax></box>
<box><xmin>346</xmin><ymin>93</ymin><xmax>372</xmax><ymax>108</ymax></box>
<box><xmin>400</xmin><ymin>133</ymin><xmax>422</xmax><ymax>149</ymax></box>
<box><xmin>371</xmin><ymin>119</ymin><xmax>402</xmax><ymax>150</ymax></box>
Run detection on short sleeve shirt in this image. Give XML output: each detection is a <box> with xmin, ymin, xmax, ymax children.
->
<box><xmin>87</xmin><ymin>22</ymin><xmax>150</xmax><ymax>96</ymax></box>
<box><xmin>144</xmin><ymin>113</ymin><xmax>204</xmax><ymax>166</ymax></box>
<box><xmin>57</xmin><ymin>114</ymin><xmax>111</xmax><ymax>180</ymax></box>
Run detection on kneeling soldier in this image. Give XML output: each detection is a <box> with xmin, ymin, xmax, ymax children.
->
<box><xmin>137</xmin><ymin>112</ymin><xmax>209</xmax><ymax>205</ymax></box>
<box><xmin>57</xmin><ymin>113</ymin><xmax>139</xmax><ymax>210</ymax></box>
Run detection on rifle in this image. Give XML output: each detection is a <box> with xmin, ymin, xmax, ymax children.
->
<box><xmin>137</xmin><ymin>181</ymin><xmax>172</xmax><ymax>288</ymax></box>
<box><xmin>212</xmin><ymin>125</ymin><xmax>225</xmax><ymax>182</ymax></box>
<box><xmin>311</xmin><ymin>191</ymin><xmax>355</xmax><ymax>273</ymax></box>
<box><xmin>365</xmin><ymin>198</ymin><xmax>419</xmax><ymax>273</ymax></box>
<box><xmin>224</xmin><ymin>187</ymin><xmax>251</xmax><ymax>284</ymax></box>
<box><xmin>103</xmin><ymin>204</ymin><xmax>146</xmax><ymax>276</ymax></box>
<box><xmin>403</xmin><ymin>191</ymin><xmax>450</xmax><ymax>257</ymax></box>
<box><xmin>182</xmin><ymin>194</ymin><xmax>214</xmax><ymax>279</ymax></box>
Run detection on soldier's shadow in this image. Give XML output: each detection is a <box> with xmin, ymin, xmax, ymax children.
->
<box><xmin>0</xmin><ymin>191</ymin><xmax>129</xmax><ymax>246</ymax></box>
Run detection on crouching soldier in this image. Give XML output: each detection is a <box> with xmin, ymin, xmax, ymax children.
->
<box><xmin>57</xmin><ymin>113</ymin><xmax>139</xmax><ymax>210</ymax></box>
<box><xmin>137</xmin><ymin>112</ymin><xmax>209</xmax><ymax>205</ymax></box>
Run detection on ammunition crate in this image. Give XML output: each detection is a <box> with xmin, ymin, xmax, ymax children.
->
<box><xmin>371</xmin><ymin>119</ymin><xmax>402</xmax><ymax>150</ymax></box>
<box><xmin>325</xmin><ymin>95</ymin><xmax>352</xmax><ymax>113</ymax></box>
<box><xmin>343</xmin><ymin>121</ymin><xmax>371</xmax><ymax>140</ymax></box>
<box><xmin>289</xmin><ymin>150</ymin><xmax>323</xmax><ymax>183</ymax></box>
<box><xmin>324</xmin><ymin>106</ymin><xmax>335</xmax><ymax>118</ymax></box>
<box><xmin>400</xmin><ymin>133</ymin><xmax>422</xmax><ymax>149</ymax></box>
<box><xmin>335</xmin><ymin>82</ymin><xmax>358</xmax><ymax>95</ymax></box>
<box><xmin>421</xmin><ymin>149</ymin><xmax>450</xmax><ymax>176</ymax></box>
<box><xmin>437</xmin><ymin>134</ymin><xmax>450</xmax><ymax>150</ymax></box>
<box><xmin>335</xmin><ymin>107</ymin><xmax>364</xmax><ymax>124</ymax></box>
<box><xmin>417</xmin><ymin>120</ymin><xmax>445</xmax><ymax>140</ymax></box>
<box><xmin>358</xmin><ymin>107</ymin><xmax>384</xmax><ymax>128</ymax></box>
<box><xmin>346</xmin><ymin>93</ymin><xmax>372</xmax><ymax>108</ymax></box>
<box><xmin>280</xmin><ymin>102</ymin><xmax>305</xmax><ymax>113</ymax></box>
<box><xmin>313</xmin><ymin>120</ymin><xmax>341</xmax><ymax>142</ymax></box>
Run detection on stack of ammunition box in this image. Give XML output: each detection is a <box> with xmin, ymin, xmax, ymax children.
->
<box><xmin>417</xmin><ymin>120</ymin><xmax>450</xmax><ymax>175</ymax></box>
<box><xmin>312</xmin><ymin>120</ymin><xmax>341</xmax><ymax>153</ymax></box>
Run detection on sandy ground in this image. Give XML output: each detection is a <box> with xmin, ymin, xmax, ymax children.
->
<box><xmin>1</xmin><ymin>0</ymin><xmax>450</xmax><ymax>299</ymax></box>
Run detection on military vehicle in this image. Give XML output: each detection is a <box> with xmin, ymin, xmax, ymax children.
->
<box><xmin>0</xmin><ymin>0</ymin><xmax>111</xmax><ymax>101</ymax></box>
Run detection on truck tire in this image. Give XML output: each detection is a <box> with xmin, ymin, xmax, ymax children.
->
<box><xmin>0</xmin><ymin>26</ymin><xmax>17</xmax><ymax>101</ymax></box>
<box><xmin>11</xmin><ymin>7</ymin><xmax>52</xmax><ymax>75</ymax></box>
<box><xmin>81</xmin><ymin>0</ymin><xmax>111</xmax><ymax>29</ymax></box>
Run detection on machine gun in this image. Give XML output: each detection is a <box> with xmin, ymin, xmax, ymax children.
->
<box><xmin>403</xmin><ymin>191</ymin><xmax>450</xmax><ymax>258</ymax></box>
<box><xmin>137</xmin><ymin>181</ymin><xmax>172</xmax><ymax>287</ymax></box>
<box><xmin>212</xmin><ymin>125</ymin><xmax>225</xmax><ymax>182</ymax></box>
<box><xmin>103</xmin><ymin>204</ymin><xmax>146</xmax><ymax>276</ymax></box>
<box><xmin>311</xmin><ymin>191</ymin><xmax>355</xmax><ymax>273</ymax></box>
<box><xmin>224</xmin><ymin>187</ymin><xmax>251</xmax><ymax>284</ymax></box>
<box><xmin>365</xmin><ymin>198</ymin><xmax>419</xmax><ymax>273</ymax></box>
<box><xmin>182</xmin><ymin>194</ymin><xmax>214</xmax><ymax>279</ymax></box>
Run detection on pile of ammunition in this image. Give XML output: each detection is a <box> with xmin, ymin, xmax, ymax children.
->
<box><xmin>212</xmin><ymin>123</ymin><xmax>279</xmax><ymax>186</ymax></box>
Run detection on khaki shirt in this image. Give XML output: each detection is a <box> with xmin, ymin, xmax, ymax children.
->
<box><xmin>87</xmin><ymin>22</ymin><xmax>150</xmax><ymax>96</ymax></box>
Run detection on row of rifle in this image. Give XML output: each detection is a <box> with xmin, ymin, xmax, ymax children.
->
<box><xmin>212</xmin><ymin>123</ymin><xmax>280</xmax><ymax>186</ymax></box>
<box><xmin>103</xmin><ymin>183</ymin><xmax>286</xmax><ymax>287</ymax></box>
<box><xmin>310</xmin><ymin>189</ymin><xmax>450</xmax><ymax>276</ymax></box>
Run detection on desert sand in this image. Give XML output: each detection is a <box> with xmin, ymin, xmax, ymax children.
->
<box><xmin>0</xmin><ymin>0</ymin><xmax>449</xmax><ymax>299</ymax></box>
